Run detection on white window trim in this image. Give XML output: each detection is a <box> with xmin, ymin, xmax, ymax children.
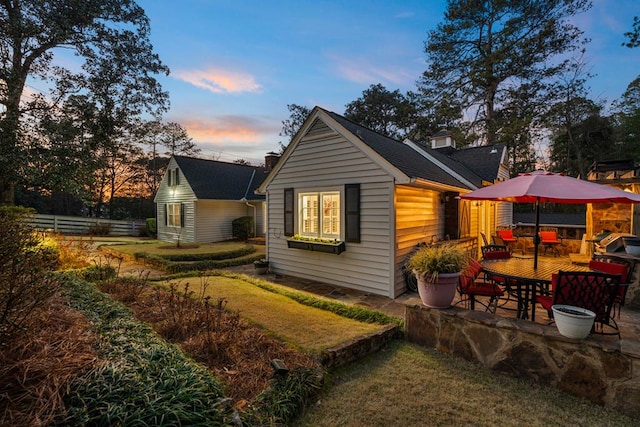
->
<box><xmin>296</xmin><ymin>188</ymin><xmax>342</xmax><ymax>240</ymax></box>
<box><xmin>167</xmin><ymin>203</ymin><xmax>182</xmax><ymax>227</ymax></box>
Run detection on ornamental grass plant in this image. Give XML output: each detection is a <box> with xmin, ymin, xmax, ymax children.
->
<box><xmin>405</xmin><ymin>244</ymin><xmax>468</xmax><ymax>282</ymax></box>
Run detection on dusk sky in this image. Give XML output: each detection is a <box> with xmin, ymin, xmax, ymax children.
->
<box><xmin>137</xmin><ymin>0</ymin><xmax>640</xmax><ymax>165</ymax></box>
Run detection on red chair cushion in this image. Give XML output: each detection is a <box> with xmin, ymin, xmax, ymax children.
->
<box><xmin>467</xmin><ymin>282</ymin><xmax>504</xmax><ymax>297</ymax></box>
<box><xmin>539</xmin><ymin>231</ymin><xmax>560</xmax><ymax>244</ymax></box>
<box><xmin>497</xmin><ymin>229</ymin><xmax>517</xmax><ymax>242</ymax></box>
<box><xmin>483</xmin><ymin>250</ymin><xmax>511</xmax><ymax>260</ymax></box>
<box><xmin>538</xmin><ymin>273</ymin><xmax>558</xmax><ymax>311</ymax></box>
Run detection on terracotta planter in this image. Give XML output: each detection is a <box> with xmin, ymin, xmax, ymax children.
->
<box><xmin>415</xmin><ymin>272</ymin><xmax>461</xmax><ymax>308</ymax></box>
<box><xmin>552</xmin><ymin>305</ymin><xmax>596</xmax><ymax>339</ymax></box>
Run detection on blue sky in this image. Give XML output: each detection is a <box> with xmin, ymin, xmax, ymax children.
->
<box><xmin>137</xmin><ymin>0</ymin><xmax>640</xmax><ymax>164</ymax></box>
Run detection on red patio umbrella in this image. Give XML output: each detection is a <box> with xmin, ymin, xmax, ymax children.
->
<box><xmin>459</xmin><ymin>170</ymin><xmax>640</xmax><ymax>268</ymax></box>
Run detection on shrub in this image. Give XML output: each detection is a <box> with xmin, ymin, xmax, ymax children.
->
<box><xmin>232</xmin><ymin>216</ymin><xmax>254</xmax><ymax>241</ymax></box>
<box><xmin>87</xmin><ymin>221</ymin><xmax>111</xmax><ymax>236</ymax></box>
<box><xmin>145</xmin><ymin>218</ymin><xmax>157</xmax><ymax>237</ymax></box>
<box><xmin>0</xmin><ymin>206</ymin><xmax>61</xmax><ymax>344</ymax></box>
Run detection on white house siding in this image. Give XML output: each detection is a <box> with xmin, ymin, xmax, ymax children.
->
<box><xmin>266</xmin><ymin>121</ymin><xmax>397</xmax><ymax>297</ymax></box>
<box><xmin>195</xmin><ymin>200</ymin><xmax>265</xmax><ymax>243</ymax></box>
<box><xmin>394</xmin><ymin>185</ymin><xmax>443</xmax><ymax>295</ymax></box>
<box><xmin>155</xmin><ymin>158</ymin><xmax>197</xmax><ymax>243</ymax></box>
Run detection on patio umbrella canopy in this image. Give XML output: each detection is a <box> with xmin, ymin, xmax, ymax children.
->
<box><xmin>459</xmin><ymin>170</ymin><xmax>640</xmax><ymax>268</ymax></box>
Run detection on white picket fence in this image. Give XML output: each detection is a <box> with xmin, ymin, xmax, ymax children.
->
<box><xmin>30</xmin><ymin>214</ymin><xmax>146</xmax><ymax>237</ymax></box>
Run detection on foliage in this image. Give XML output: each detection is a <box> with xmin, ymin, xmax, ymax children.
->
<box><xmin>59</xmin><ymin>275</ymin><xmax>234</xmax><ymax>426</ymax></box>
<box><xmin>278</xmin><ymin>103</ymin><xmax>312</xmax><ymax>153</ymax></box>
<box><xmin>87</xmin><ymin>221</ymin><xmax>112</xmax><ymax>236</ymax></box>
<box><xmin>418</xmin><ymin>0</ymin><xmax>591</xmax><ymax>149</ymax></box>
<box><xmin>624</xmin><ymin>16</ymin><xmax>640</xmax><ymax>48</ymax></box>
<box><xmin>247</xmin><ymin>367</ymin><xmax>324</xmax><ymax>425</ymax></box>
<box><xmin>146</xmin><ymin>217</ymin><xmax>157</xmax><ymax>237</ymax></box>
<box><xmin>232</xmin><ymin>215</ymin><xmax>254</xmax><ymax>241</ymax></box>
<box><xmin>0</xmin><ymin>207</ymin><xmax>61</xmax><ymax>344</ymax></box>
<box><xmin>344</xmin><ymin>83</ymin><xmax>420</xmax><ymax>141</ymax></box>
<box><xmin>0</xmin><ymin>0</ymin><xmax>169</xmax><ymax>206</ymax></box>
<box><xmin>406</xmin><ymin>245</ymin><xmax>468</xmax><ymax>282</ymax></box>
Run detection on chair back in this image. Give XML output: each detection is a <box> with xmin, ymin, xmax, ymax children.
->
<box><xmin>539</xmin><ymin>230</ymin><xmax>559</xmax><ymax>243</ymax></box>
<box><xmin>480</xmin><ymin>232</ymin><xmax>489</xmax><ymax>246</ymax></box>
<box><xmin>497</xmin><ymin>229</ymin><xmax>515</xmax><ymax>240</ymax></box>
<box><xmin>588</xmin><ymin>260</ymin><xmax>629</xmax><ymax>283</ymax></box>
<box><xmin>552</xmin><ymin>271</ymin><xmax>620</xmax><ymax>324</ymax></box>
<box><xmin>481</xmin><ymin>245</ymin><xmax>510</xmax><ymax>259</ymax></box>
<box><xmin>493</xmin><ymin>234</ymin><xmax>506</xmax><ymax>245</ymax></box>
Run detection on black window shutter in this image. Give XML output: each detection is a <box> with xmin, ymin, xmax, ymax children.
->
<box><xmin>164</xmin><ymin>204</ymin><xmax>168</xmax><ymax>226</ymax></box>
<box><xmin>175</xmin><ymin>168</ymin><xmax>180</xmax><ymax>185</ymax></box>
<box><xmin>180</xmin><ymin>203</ymin><xmax>185</xmax><ymax>228</ymax></box>
<box><xmin>284</xmin><ymin>188</ymin><xmax>294</xmax><ymax>237</ymax></box>
<box><xmin>345</xmin><ymin>184</ymin><xmax>360</xmax><ymax>243</ymax></box>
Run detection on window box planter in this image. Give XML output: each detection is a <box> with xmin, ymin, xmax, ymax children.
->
<box><xmin>286</xmin><ymin>239</ymin><xmax>346</xmax><ymax>255</ymax></box>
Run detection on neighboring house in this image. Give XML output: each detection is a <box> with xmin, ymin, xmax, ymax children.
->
<box><xmin>155</xmin><ymin>155</ymin><xmax>269</xmax><ymax>243</ymax></box>
<box><xmin>257</xmin><ymin>106</ymin><xmax>511</xmax><ymax>298</ymax></box>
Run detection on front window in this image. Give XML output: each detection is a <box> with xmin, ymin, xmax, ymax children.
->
<box><xmin>299</xmin><ymin>191</ymin><xmax>340</xmax><ymax>239</ymax></box>
<box><xmin>167</xmin><ymin>203</ymin><xmax>182</xmax><ymax>227</ymax></box>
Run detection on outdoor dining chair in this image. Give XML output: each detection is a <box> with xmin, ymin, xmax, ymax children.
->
<box><xmin>456</xmin><ymin>258</ymin><xmax>504</xmax><ymax>313</ymax></box>
<box><xmin>536</xmin><ymin>270</ymin><xmax>621</xmax><ymax>337</ymax></box>
<box><xmin>481</xmin><ymin>244</ymin><xmax>511</xmax><ymax>260</ymax></box>
<box><xmin>539</xmin><ymin>229</ymin><xmax>562</xmax><ymax>256</ymax></box>
<box><xmin>588</xmin><ymin>258</ymin><xmax>631</xmax><ymax>318</ymax></box>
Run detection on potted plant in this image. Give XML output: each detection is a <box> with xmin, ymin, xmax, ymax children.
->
<box><xmin>254</xmin><ymin>258</ymin><xmax>269</xmax><ymax>275</ymax></box>
<box><xmin>406</xmin><ymin>244</ymin><xmax>468</xmax><ymax>308</ymax></box>
<box><xmin>551</xmin><ymin>305</ymin><xmax>596</xmax><ymax>339</ymax></box>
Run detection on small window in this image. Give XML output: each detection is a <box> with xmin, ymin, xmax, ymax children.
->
<box><xmin>168</xmin><ymin>168</ymin><xmax>180</xmax><ymax>186</ymax></box>
<box><xmin>167</xmin><ymin>203</ymin><xmax>182</xmax><ymax>227</ymax></box>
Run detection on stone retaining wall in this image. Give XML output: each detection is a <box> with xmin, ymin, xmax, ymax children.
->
<box><xmin>321</xmin><ymin>325</ymin><xmax>400</xmax><ymax>369</ymax></box>
<box><xmin>405</xmin><ymin>305</ymin><xmax>640</xmax><ymax>418</ymax></box>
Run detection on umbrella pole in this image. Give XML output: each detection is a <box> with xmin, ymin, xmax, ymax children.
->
<box><xmin>533</xmin><ymin>198</ymin><xmax>540</xmax><ymax>269</ymax></box>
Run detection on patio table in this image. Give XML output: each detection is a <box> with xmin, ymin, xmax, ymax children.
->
<box><xmin>481</xmin><ymin>258</ymin><xmax>590</xmax><ymax>321</ymax></box>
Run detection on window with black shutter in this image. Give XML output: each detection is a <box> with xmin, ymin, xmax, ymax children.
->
<box><xmin>284</xmin><ymin>188</ymin><xmax>294</xmax><ymax>236</ymax></box>
<box><xmin>344</xmin><ymin>184</ymin><xmax>360</xmax><ymax>243</ymax></box>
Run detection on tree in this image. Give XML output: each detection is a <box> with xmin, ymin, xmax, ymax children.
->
<box><xmin>612</xmin><ymin>76</ymin><xmax>640</xmax><ymax>161</ymax></box>
<box><xmin>624</xmin><ymin>16</ymin><xmax>640</xmax><ymax>48</ymax></box>
<box><xmin>418</xmin><ymin>0</ymin><xmax>591</xmax><ymax>146</ymax></box>
<box><xmin>278</xmin><ymin>104</ymin><xmax>311</xmax><ymax>153</ymax></box>
<box><xmin>344</xmin><ymin>84</ymin><xmax>419</xmax><ymax>140</ymax></box>
<box><xmin>0</xmin><ymin>0</ymin><xmax>168</xmax><ymax>206</ymax></box>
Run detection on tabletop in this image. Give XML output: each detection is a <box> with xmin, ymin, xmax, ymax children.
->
<box><xmin>481</xmin><ymin>258</ymin><xmax>590</xmax><ymax>283</ymax></box>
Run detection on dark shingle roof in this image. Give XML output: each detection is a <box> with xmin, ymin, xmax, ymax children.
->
<box><xmin>173</xmin><ymin>156</ymin><xmax>267</xmax><ymax>200</ymax></box>
<box><xmin>326</xmin><ymin>110</ymin><xmax>502</xmax><ymax>189</ymax></box>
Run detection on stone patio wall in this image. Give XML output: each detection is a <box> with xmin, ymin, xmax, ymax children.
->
<box><xmin>405</xmin><ymin>305</ymin><xmax>640</xmax><ymax>418</ymax></box>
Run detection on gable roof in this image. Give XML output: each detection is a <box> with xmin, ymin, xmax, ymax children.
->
<box><xmin>326</xmin><ymin>110</ymin><xmax>506</xmax><ymax>190</ymax></box>
<box><xmin>258</xmin><ymin>106</ymin><xmax>507</xmax><ymax>192</ymax></box>
<box><xmin>173</xmin><ymin>156</ymin><xmax>267</xmax><ymax>200</ymax></box>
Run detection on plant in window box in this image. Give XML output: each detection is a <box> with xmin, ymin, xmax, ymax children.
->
<box><xmin>287</xmin><ymin>234</ymin><xmax>346</xmax><ymax>254</ymax></box>
<box><xmin>253</xmin><ymin>258</ymin><xmax>269</xmax><ymax>275</ymax></box>
<box><xmin>406</xmin><ymin>244</ymin><xmax>468</xmax><ymax>308</ymax></box>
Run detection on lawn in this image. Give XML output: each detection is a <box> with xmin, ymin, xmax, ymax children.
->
<box><xmin>295</xmin><ymin>340</ymin><xmax>638</xmax><ymax>426</ymax></box>
<box><xmin>163</xmin><ymin>275</ymin><xmax>385</xmax><ymax>352</ymax></box>
<box><xmin>106</xmin><ymin>240</ymin><xmax>255</xmax><ymax>256</ymax></box>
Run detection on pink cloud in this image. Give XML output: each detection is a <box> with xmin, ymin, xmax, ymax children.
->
<box><xmin>173</xmin><ymin>67</ymin><xmax>262</xmax><ymax>94</ymax></box>
<box><xmin>178</xmin><ymin>114</ymin><xmax>279</xmax><ymax>144</ymax></box>
<box><xmin>327</xmin><ymin>53</ymin><xmax>416</xmax><ymax>87</ymax></box>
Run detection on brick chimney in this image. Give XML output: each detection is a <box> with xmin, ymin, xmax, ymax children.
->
<box><xmin>265</xmin><ymin>151</ymin><xmax>280</xmax><ymax>170</ymax></box>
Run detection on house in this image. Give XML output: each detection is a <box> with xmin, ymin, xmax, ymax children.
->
<box><xmin>257</xmin><ymin>106</ymin><xmax>511</xmax><ymax>298</ymax></box>
<box><xmin>154</xmin><ymin>155</ymin><xmax>270</xmax><ymax>243</ymax></box>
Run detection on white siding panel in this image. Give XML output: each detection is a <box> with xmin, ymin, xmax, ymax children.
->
<box><xmin>195</xmin><ymin>200</ymin><xmax>248</xmax><ymax>243</ymax></box>
<box><xmin>265</xmin><ymin>133</ymin><xmax>397</xmax><ymax>297</ymax></box>
<box><xmin>155</xmin><ymin>158</ymin><xmax>197</xmax><ymax>243</ymax></box>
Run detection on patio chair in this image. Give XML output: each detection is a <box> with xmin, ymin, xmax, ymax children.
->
<box><xmin>480</xmin><ymin>232</ymin><xmax>489</xmax><ymax>246</ymax></box>
<box><xmin>536</xmin><ymin>270</ymin><xmax>621</xmax><ymax>337</ymax></box>
<box><xmin>481</xmin><ymin>245</ymin><xmax>511</xmax><ymax>260</ymax></box>
<box><xmin>456</xmin><ymin>258</ymin><xmax>504</xmax><ymax>312</ymax></box>
<box><xmin>588</xmin><ymin>258</ymin><xmax>631</xmax><ymax>318</ymax></box>
<box><xmin>539</xmin><ymin>228</ymin><xmax>562</xmax><ymax>256</ymax></box>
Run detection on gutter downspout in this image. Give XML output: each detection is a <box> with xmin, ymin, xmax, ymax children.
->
<box><xmin>241</xmin><ymin>170</ymin><xmax>257</xmax><ymax>237</ymax></box>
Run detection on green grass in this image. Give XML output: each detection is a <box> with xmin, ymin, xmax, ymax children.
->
<box><xmin>295</xmin><ymin>340</ymin><xmax>638</xmax><ymax>426</ymax></box>
<box><xmin>161</xmin><ymin>275</ymin><xmax>386</xmax><ymax>353</ymax></box>
<box><xmin>107</xmin><ymin>241</ymin><xmax>252</xmax><ymax>257</ymax></box>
